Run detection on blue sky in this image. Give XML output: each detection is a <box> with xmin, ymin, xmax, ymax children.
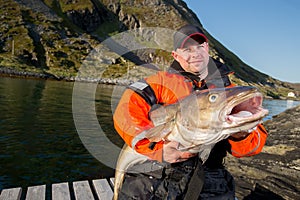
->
<box><xmin>184</xmin><ymin>0</ymin><xmax>300</xmax><ymax>83</ymax></box>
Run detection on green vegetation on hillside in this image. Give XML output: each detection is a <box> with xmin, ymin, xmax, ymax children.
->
<box><xmin>0</xmin><ymin>0</ymin><xmax>298</xmax><ymax>99</ymax></box>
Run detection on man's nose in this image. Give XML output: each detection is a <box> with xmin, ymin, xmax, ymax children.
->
<box><xmin>191</xmin><ymin>50</ymin><xmax>202</xmax><ymax>57</ymax></box>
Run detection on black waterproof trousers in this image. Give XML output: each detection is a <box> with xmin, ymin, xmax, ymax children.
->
<box><xmin>117</xmin><ymin>156</ymin><xmax>235</xmax><ymax>200</ymax></box>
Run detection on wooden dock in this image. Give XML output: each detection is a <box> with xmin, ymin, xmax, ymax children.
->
<box><xmin>0</xmin><ymin>178</ymin><xmax>115</xmax><ymax>200</ymax></box>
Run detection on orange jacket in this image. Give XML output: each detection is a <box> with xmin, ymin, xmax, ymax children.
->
<box><xmin>113</xmin><ymin>62</ymin><xmax>268</xmax><ymax>162</ymax></box>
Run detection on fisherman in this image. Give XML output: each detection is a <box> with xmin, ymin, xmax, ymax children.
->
<box><xmin>113</xmin><ymin>24</ymin><xmax>268</xmax><ymax>199</ymax></box>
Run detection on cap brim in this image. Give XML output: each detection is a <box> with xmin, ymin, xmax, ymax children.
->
<box><xmin>180</xmin><ymin>33</ymin><xmax>208</xmax><ymax>49</ymax></box>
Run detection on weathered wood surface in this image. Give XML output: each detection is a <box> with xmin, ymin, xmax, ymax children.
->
<box><xmin>92</xmin><ymin>179</ymin><xmax>113</xmax><ymax>200</ymax></box>
<box><xmin>0</xmin><ymin>187</ymin><xmax>22</xmax><ymax>200</ymax></box>
<box><xmin>0</xmin><ymin>178</ymin><xmax>114</xmax><ymax>200</ymax></box>
<box><xmin>26</xmin><ymin>185</ymin><xmax>46</xmax><ymax>200</ymax></box>
<box><xmin>52</xmin><ymin>182</ymin><xmax>70</xmax><ymax>200</ymax></box>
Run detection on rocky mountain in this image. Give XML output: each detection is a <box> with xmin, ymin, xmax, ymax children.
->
<box><xmin>0</xmin><ymin>0</ymin><xmax>299</xmax><ymax>100</ymax></box>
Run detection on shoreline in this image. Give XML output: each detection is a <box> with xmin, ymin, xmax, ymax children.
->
<box><xmin>1</xmin><ymin>66</ymin><xmax>299</xmax><ymax>101</ymax></box>
<box><xmin>0</xmin><ymin>67</ymin><xmax>133</xmax><ymax>85</ymax></box>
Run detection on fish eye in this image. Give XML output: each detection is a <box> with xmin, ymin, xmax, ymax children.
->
<box><xmin>209</xmin><ymin>94</ymin><xmax>218</xmax><ymax>103</ymax></box>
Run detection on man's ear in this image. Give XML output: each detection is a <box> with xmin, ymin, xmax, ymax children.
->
<box><xmin>172</xmin><ymin>51</ymin><xmax>179</xmax><ymax>61</ymax></box>
<box><xmin>204</xmin><ymin>42</ymin><xmax>209</xmax><ymax>52</ymax></box>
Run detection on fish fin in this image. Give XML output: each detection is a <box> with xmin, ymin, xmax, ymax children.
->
<box><xmin>149</xmin><ymin>104</ymin><xmax>178</xmax><ymax>126</ymax></box>
<box><xmin>144</xmin><ymin>121</ymin><xmax>174</xmax><ymax>142</ymax></box>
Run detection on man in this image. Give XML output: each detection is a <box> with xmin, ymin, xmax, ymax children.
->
<box><xmin>113</xmin><ymin>24</ymin><xmax>268</xmax><ymax>199</ymax></box>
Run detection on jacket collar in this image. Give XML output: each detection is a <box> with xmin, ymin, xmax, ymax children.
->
<box><xmin>168</xmin><ymin>60</ymin><xmax>201</xmax><ymax>82</ymax></box>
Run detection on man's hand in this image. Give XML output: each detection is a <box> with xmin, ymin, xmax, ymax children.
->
<box><xmin>230</xmin><ymin>131</ymin><xmax>250</xmax><ymax>140</ymax></box>
<box><xmin>163</xmin><ymin>141</ymin><xmax>197</xmax><ymax>163</ymax></box>
<box><xmin>231</xmin><ymin>126</ymin><xmax>257</xmax><ymax>140</ymax></box>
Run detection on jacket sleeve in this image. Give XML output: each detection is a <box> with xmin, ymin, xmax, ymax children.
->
<box><xmin>228</xmin><ymin>123</ymin><xmax>268</xmax><ymax>157</ymax></box>
<box><xmin>113</xmin><ymin>89</ymin><xmax>164</xmax><ymax>162</ymax></box>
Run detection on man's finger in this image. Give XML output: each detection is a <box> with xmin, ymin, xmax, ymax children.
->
<box><xmin>181</xmin><ymin>152</ymin><xmax>197</xmax><ymax>159</ymax></box>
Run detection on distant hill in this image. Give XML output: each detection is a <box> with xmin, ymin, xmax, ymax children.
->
<box><xmin>0</xmin><ymin>0</ymin><xmax>299</xmax><ymax>99</ymax></box>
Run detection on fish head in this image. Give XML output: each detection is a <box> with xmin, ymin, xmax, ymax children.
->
<box><xmin>176</xmin><ymin>86</ymin><xmax>269</xmax><ymax>134</ymax></box>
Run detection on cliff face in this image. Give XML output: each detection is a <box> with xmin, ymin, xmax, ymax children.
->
<box><xmin>0</xmin><ymin>0</ymin><xmax>298</xmax><ymax>98</ymax></box>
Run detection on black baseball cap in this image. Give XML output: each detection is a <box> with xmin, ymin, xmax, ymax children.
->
<box><xmin>173</xmin><ymin>25</ymin><xmax>208</xmax><ymax>50</ymax></box>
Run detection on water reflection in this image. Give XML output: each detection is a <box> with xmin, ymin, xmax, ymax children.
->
<box><xmin>286</xmin><ymin>99</ymin><xmax>295</xmax><ymax>109</ymax></box>
<box><xmin>0</xmin><ymin>77</ymin><xmax>117</xmax><ymax>190</ymax></box>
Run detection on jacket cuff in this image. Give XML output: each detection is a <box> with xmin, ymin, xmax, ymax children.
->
<box><xmin>134</xmin><ymin>139</ymin><xmax>164</xmax><ymax>162</ymax></box>
<box><xmin>228</xmin><ymin>124</ymin><xmax>268</xmax><ymax>157</ymax></box>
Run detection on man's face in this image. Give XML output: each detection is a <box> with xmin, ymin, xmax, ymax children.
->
<box><xmin>172</xmin><ymin>38</ymin><xmax>210</xmax><ymax>79</ymax></box>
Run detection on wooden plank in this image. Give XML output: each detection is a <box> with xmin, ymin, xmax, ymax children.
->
<box><xmin>0</xmin><ymin>187</ymin><xmax>22</xmax><ymax>200</ymax></box>
<box><xmin>73</xmin><ymin>181</ymin><xmax>94</xmax><ymax>200</ymax></box>
<box><xmin>110</xmin><ymin>178</ymin><xmax>115</xmax><ymax>199</ymax></box>
<box><xmin>52</xmin><ymin>182</ymin><xmax>71</xmax><ymax>200</ymax></box>
<box><xmin>109</xmin><ymin>178</ymin><xmax>115</xmax><ymax>187</ymax></box>
<box><xmin>25</xmin><ymin>185</ymin><xmax>46</xmax><ymax>200</ymax></box>
<box><xmin>92</xmin><ymin>179</ymin><xmax>113</xmax><ymax>200</ymax></box>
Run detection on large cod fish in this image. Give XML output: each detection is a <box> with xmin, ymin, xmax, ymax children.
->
<box><xmin>113</xmin><ymin>86</ymin><xmax>269</xmax><ymax>199</ymax></box>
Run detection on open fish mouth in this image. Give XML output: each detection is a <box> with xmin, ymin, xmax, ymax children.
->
<box><xmin>224</xmin><ymin>89</ymin><xmax>269</xmax><ymax>125</ymax></box>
